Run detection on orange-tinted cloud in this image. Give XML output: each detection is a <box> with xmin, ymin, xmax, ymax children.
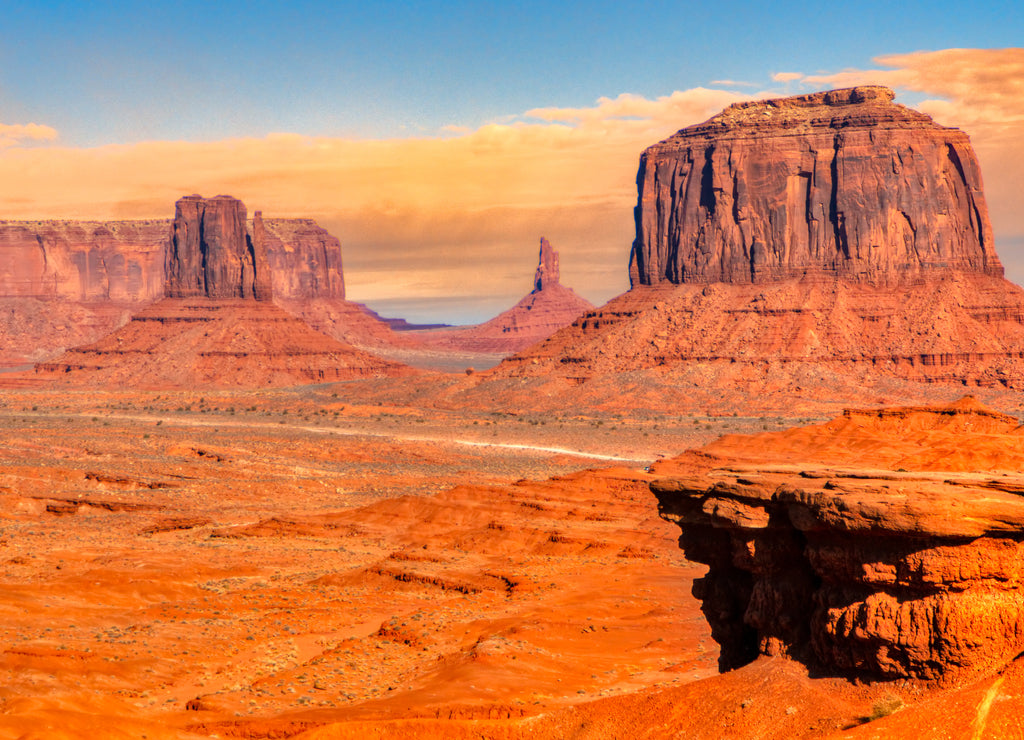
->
<box><xmin>0</xmin><ymin>122</ymin><xmax>57</xmax><ymax>148</ymax></box>
<box><xmin>0</xmin><ymin>88</ymin><xmax>745</xmax><ymax>319</ymax></box>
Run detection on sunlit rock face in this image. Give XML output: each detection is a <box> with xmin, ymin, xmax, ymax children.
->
<box><xmin>0</xmin><ymin>201</ymin><xmax>355</xmax><ymax>365</ymax></box>
<box><xmin>630</xmin><ymin>86</ymin><xmax>1000</xmax><ymax>286</ymax></box>
<box><xmin>652</xmin><ymin>400</ymin><xmax>1024</xmax><ymax>684</ymax></box>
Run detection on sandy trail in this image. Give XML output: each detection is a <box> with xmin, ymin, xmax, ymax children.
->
<box><xmin>21</xmin><ymin>411</ymin><xmax>655</xmax><ymax>464</ymax></box>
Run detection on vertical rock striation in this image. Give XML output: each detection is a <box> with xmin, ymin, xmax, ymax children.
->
<box><xmin>630</xmin><ymin>86</ymin><xmax>1001</xmax><ymax>286</ymax></box>
<box><xmin>492</xmin><ymin>87</ymin><xmax>1024</xmax><ymax>403</ymax></box>
<box><xmin>533</xmin><ymin>237</ymin><xmax>559</xmax><ymax>292</ymax></box>
<box><xmin>652</xmin><ymin>399</ymin><xmax>1024</xmax><ymax>684</ymax></box>
<box><xmin>165</xmin><ymin>195</ymin><xmax>271</xmax><ymax>300</ymax></box>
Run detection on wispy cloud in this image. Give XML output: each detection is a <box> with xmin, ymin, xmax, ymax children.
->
<box><xmin>710</xmin><ymin>80</ymin><xmax>760</xmax><ymax>88</ymax></box>
<box><xmin>0</xmin><ymin>122</ymin><xmax>57</xmax><ymax>148</ymax></box>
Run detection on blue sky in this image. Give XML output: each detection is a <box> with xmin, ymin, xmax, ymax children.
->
<box><xmin>1</xmin><ymin>2</ymin><xmax>1022</xmax><ymax>322</ymax></box>
<box><xmin>3</xmin><ymin>1</ymin><xmax>1020</xmax><ymax>145</ymax></box>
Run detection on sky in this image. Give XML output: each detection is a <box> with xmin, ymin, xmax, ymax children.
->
<box><xmin>1</xmin><ymin>1</ymin><xmax>1022</xmax><ymax>323</ymax></box>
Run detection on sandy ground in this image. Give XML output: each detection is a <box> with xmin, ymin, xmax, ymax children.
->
<box><xmin>3</xmin><ymin>386</ymin><xmax>1021</xmax><ymax>739</ymax></box>
<box><xmin>0</xmin><ymin>388</ymin><xmax>730</xmax><ymax>738</ymax></box>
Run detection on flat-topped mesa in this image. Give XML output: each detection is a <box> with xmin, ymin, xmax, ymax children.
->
<box><xmin>533</xmin><ymin>237</ymin><xmax>560</xmax><ymax>292</ymax></box>
<box><xmin>629</xmin><ymin>86</ymin><xmax>1001</xmax><ymax>286</ymax></box>
<box><xmin>165</xmin><ymin>195</ymin><xmax>272</xmax><ymax>300</ymax></box>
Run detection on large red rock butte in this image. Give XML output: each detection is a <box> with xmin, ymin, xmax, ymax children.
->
<box><xmin>165</xmin><ymin>194</ymin><xmax>273</xmax><ymax>301</ymax></box>
<box><xmin>629</xmin><ymin>85</ymin><xmax>999</xmax><ymax>286</ymax></box>
<box><xmin>410</xmin><ymin>237</ymin><xmax>594</xmax><ymax>354</ymax></box>
<box><xmin>488</xmin><ymin>86</ymin><xmax>1024</xmax><ymax>410</ymax></box>
<box><xmin>30</xmin><ymin>195</ymin><xmax>411</xmax><ymax>389</ymax></box>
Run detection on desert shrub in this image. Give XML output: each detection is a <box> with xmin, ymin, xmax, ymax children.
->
<box><xmin>867</xmin><ymin>695</ymin><xmax>903</xmax><ymax>721</ymax></box>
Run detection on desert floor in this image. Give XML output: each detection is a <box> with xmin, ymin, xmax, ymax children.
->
<box><xmin>2</xmin><ymin>384</ymin><xmax>1020</xmax><ymax>739</ymax></box>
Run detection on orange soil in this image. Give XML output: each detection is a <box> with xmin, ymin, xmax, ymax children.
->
<box><xmin>3</xmin><ymin>389</ymin><xmax>1024</xmax><ymax>738</ymax></box>
<box><xmin>0</xmin><ymin>392</ymin><xmax>714</xmax><ymax>739</ymax></box>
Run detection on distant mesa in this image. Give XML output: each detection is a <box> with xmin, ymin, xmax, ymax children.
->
<box><xmin>29</xmin><ymin>195</ymin><xmax>412</xmax><ymax>389</ymax></box>
<box><xmin>0</xmin><ymin>198</ymin><xmax>403</xmax><ymax>368</ymax></box>
<box><xmin>410</xmin><ymin>237</ymin><xmax>594</xmax><ymax>355</ymax></box>
<box><xmin>492</xmin><ymin>86</ymin><xmax>1024</xmax><ymax>405</ymax></box>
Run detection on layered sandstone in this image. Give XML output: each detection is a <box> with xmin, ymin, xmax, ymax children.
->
<box><xmin>630</xmin><ymin>86</ymin><xmax>1000</xmax><ymax>286</ymax></box>
<box><xmin>652</xmin><ymin>398</ymin><xmax>1024</xmax><ymax>684</ymax></box>
<box><xmin>166</xmin><ymin>195</ymin><xmax>272</xmax><ymax>301</ymax></box>
<box><xmin>485</xmin><ymin>88</ymin><xmax>1024</xmax><ymax>408</ymax></box>
<box><xmin>31</xmin><ymin>196</ymin><xmax>411</xmax><ymax>388</ymax></box>
<box><xmin>262</xmin><ymin>217</ymin><xmax>344</xmax><ymax>301</ymax></box>
<box><xmin>0</xmin><ymin>209</ymin><xmax>399</xmax><ymax>365</ymax></box>
<box><xmin>33</xmin><ymin>299</ymin><xmax>410</xmax><ymax>388</ymax></box>
<box><xmin>411</xmin><ymin>238</ymin><xmax>594</xmax><ymax>354</ymax></box>
<box><xmin>0</xmin><ymin>220</ymin><xmax>167</xmax><ymax>301</ymax></box>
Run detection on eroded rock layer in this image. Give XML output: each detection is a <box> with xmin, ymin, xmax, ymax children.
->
<box><xmin>33</xmin><ymin>299</ymin><xmax>412</xmax><ymax>389</ymax></box>
<box><xmin>630</xmin><ymin>86</ymin><xmax>1000</xmax><ymax>286</ymax></box>
<box><xmin>483</xmin><ymin>88</ymin><xmax>1024</xmax><ymax>406</ymax></box>
<box><xmin>166</xmin><ymin>195</ymin><xmax>271</xmax><ymax>301</ymax></box>
<box><xmin>25</xmin><ymin>195</ymin><xmax>411</xmax><ymax>388</ymax></box>
<box><xmin>0</xmin><ymin>210</ymin><xmax>386</xmax><ymax>365</ymax></box>
<box><xmin>652</xmin><ymin>398</ymin><xmax>1024</xmax><ymax>684</ymax></box>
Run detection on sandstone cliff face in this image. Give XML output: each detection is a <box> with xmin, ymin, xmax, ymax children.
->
<box><xmin>486</xmin><ymin>88</ymin><xmax>1024</xmax><ymax>406</ymax></box>
<box><xmin>261</xmin><ymin>218</ymin><xmax>345</xmax><ymax>301</ymax></box>
<box><xmin>0</xmin><ymin>220</ymin><xmax>167</xmax><ymax>302</ymax></box>
<box><xmin>0</xmin><ymin>220</ymin><xmax>169</xmax><ymax>365</ymax></box>
<box><xmin>652</xmin><ymin>399</ymin><xmax>1024</xmax><ymax>684</ymax></box>
<box><xmin>165</xmin><ymin>195</ymin><xmax>272</xmax><ymax>301</ymax></box>
<box><xmin>534</xmin><ymin>237</ymin><xmax>559</xmax><ymax>292</ymax></box>
<box><xmin>0</xmin><ymin>208</ymin><xmax>367</xmax><ymax>365</ymax></box>
<box><xmin>630</xmin><ymin>86</ymin><xmax>1000</xmax><ymax>286</ymax></box>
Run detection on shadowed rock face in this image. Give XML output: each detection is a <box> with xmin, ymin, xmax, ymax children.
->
<box><xmin>165</xmin><ymin>195</ymin><xmax>272</xmax><ymax>300</ymax></box>
<box><xmin>534</xmin><ymin>237</ymin><xmax>560</xmax><ymax>292</ymax></box>
<box><xmin>630</xmin><ymin>86</ymin><xmax>1001</xmax><ymax>286</ymax></box>
<box><xmin>652</xmin><ymin>399</ymin><xmax>1024</xmax><ymax>684</ymax></box>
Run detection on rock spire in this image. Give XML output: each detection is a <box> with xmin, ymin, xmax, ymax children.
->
<box><xmin>533</xmin><ymin>237</ymin><xmax>560</xmax><ymax>292</ymax></box>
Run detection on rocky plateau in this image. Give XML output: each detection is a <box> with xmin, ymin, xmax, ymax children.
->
<box><xmin>654</xmin><ymin>397</ymin><xmax>1024</xmax><ymax>685</ymax></box>
<box><xmin>0</xmin><ymin>202</ymin><xmax>398</xmax><ymax>366</ymax></box>
<box><xmin>473</xmin><ymin>87</ymin><xmax>1024</xmax><ymax>413</ymax></box>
